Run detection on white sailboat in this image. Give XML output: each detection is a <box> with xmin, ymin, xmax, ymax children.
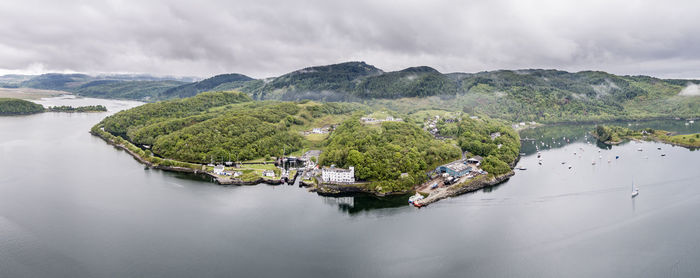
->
<box><xmin>631</xmin><ymin>181</ymin><xmax>639</xmax><ymax>198</ymax></box>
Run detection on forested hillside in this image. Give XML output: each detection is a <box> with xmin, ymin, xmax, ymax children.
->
<box><xmin>437</xmin><ymin>115</ymin><xmax>521</xmax><ymax>176</ymax></box>
<box><xmin>74</xmin><ymin>80</ymin><xmax>186</xmax><ymax>100</ymax></box>
<box><xmin>242</xmin><ymin>61</ymin><xmax>384</xmax><ymax>101</ymax></box>
<box><xmin>97</xmin><ymin>91</ymin><xmax>367</xmax><ymax>164</ymax></box>
<box><xmin>4</xmin><ymin>62</ymin><xmax>699</xmax><ymax>123</ymax></box>
<box><xmin>320</xmin><ymin>118</ymin><xmax>461</xmax><ymax>192</ymax></box>
<box><xmin>0</xmin><ymin>98</ymin><xmax>45</xmax><ymax>115</ymax></box>
<box><xmin>159</xmin><ymin>73</ymin><xmax>254</xmax><ymax>99</ymax></box>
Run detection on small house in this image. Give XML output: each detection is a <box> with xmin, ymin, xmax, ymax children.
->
<box><xmin>213</xmin><ymin>165</ymin><xmax>225</xmax><ymax>175</ymax></box>
<box><xmin>466</xmin><ymin>156</ymin><xmax>483</xmax><ymax>166</ymax></box>
<box><xmin>262</xmin><ymin>170</ymin><xmax>275</xmax><ymax>178</ymax></box>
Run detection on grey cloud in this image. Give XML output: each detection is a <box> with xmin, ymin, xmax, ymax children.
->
<box><xmin>1</xmin><ymin>0</ymin><xmax>700</xmax><ymax>78</ymax></box>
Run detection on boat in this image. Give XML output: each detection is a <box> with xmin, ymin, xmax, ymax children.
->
<box><xmin>592</xmin><ymin>160</ymin><xmax>596</xmax><ymax>165</ymax></box>
<box><xmin>517</xmin><ymin>167</ymin><xmax>527</xmax><ymax>170</ymax></box>
<box><xmin>561</xmin><ymin>162</ymin><xmax>566</xmax><ymax>165</ymax></box>
<box><xmin>615</xmin><ymin>155</ymin><xmax>620</xmax><ymax>159</ymax></box>
<box><xmin>408</xmin><ymin>193</ymin><xmax>424</xmax><ymax>204</ymax></box>
<box><xmin>657</xmin><ymin>147</ymin><xmax>662</xmax><ymax>150</ymax></box>
<box><xmin>631</xmin><ymin>182</ymin><xmax>639</xmax><ymax>198</ymax></box>
<box><xmin>637</xmin><ymin>148</ymin><xmax>643</xmax><ymax>151</ymax></box>
<box><xmin>568</xmin><ymin>165</ymin><xmax>572</xmax><ymax>169</ymax></box>
<box><xmin>661</xmin><ymin>153</ymin><xmax>666</xmax><ymax>156</ymax></box>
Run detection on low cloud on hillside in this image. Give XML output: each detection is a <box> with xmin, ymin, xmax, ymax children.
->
<box><xmin>679</xmin><ymin>83</ymin><xmax>700</xmax><ymax>96</ymax></box>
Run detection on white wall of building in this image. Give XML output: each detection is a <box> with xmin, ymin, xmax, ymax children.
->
<box><xmin>322</xmin><ymin>166</ymin><xmax>355</xmax><ymax>183</ymax></box>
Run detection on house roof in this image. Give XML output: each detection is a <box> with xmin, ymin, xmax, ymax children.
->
<box><xmin>467</xmin><ymin>156</ymin><xmax>483</xmax><ymax>162</ymax></box>
<box><xmin>323</xmin><ymin>167</ymin><xmax>353</xmax><ymax>173</ymax></box>
<box><xmin>442</xmin><ymin>160</ymin><xmax>471</xmax><ymax>172</ymax></box>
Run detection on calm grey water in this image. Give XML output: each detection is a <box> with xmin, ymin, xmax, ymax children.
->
<box><xmin>1</xmin><ymin>97</ymin><xmax>699</xmax><ymax>278</ymax></box>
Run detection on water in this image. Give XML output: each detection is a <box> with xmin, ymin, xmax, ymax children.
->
<box><xmin>1</xmin><ymin>97</ymin><xmax>699</xmax><ymax>277</ymax></box>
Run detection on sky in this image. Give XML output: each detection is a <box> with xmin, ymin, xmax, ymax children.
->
<box><xmin>1</xmin><ymin>0</ymin><xmax>700</xmax><ymax>79</ymax></box>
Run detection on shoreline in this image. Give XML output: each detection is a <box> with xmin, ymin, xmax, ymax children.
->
<box><xmin>414</xmin><ymin>171</ymin><xmax>515</xmax><ymax>207</ymax></box>
<box><xmin>90</xmin><ymin>129</ymin><xmax>288</xmax><ymax>186</ymax></box>
<box><xmin>591</xmin><ymin>130</ymin><xmax>700</xmax><ymax>149</ymax></box>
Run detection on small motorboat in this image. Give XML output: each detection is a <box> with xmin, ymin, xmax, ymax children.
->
<box><xmin>568</xmin><ymin>165</ymin><xmax>572</xmax><ymax>169</ymax></box>
<box><xmin>638</xmin><ymin>148</ymin><xmax>643</xmax><ymax>151</ymax></box>
<box><xmin>408</xmin><ymin>193</ymin><xmax>424</xmax><ymax>204</ymax></box>
<box><xmin>615</xmin><ymin>155</ymin><xmax>620</xmax><ymax>159</ymax></box>
<box><xmin>661</xmin><ymin>153</ymin><xmax>666</xmax><ymax>157</ymax></box>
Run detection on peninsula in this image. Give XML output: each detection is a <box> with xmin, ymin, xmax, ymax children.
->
<box><xmin>593</xmin><ymin>124</ymin><xmax>700</xmax><ymax>148</ymax></box>
<box><xmin>91</xmin><ymin>90</ymin><xmax>520</xmax><ymax>205</ymax></box>
<box><xmin>0</xmin><ymin>97</ymin><xmax>108</xmax><ymax>115</ymax></box>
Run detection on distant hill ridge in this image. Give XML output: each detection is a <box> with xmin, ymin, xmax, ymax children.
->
<box><xmin>1</xmin><ymin>61</ymin><xmax>698</xmax><ymax>121</ymax></box>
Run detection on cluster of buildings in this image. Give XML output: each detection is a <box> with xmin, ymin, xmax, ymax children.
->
<box><xmin>425</xmin><ymin>115</ymin><xmax>460</xmax><ymax>137</ymax></box>
<box><xmin>212</xmin><ymin>165</ymin><xmax>242</xmax><ymax>177</ymax></box>
<box><xmin>512</xmin><ymin>121</ymin><xmax>537</xmax><ymax>130</ymax></box>
<box><xmin>360</xmin><ymin>116</ymin><xmax>403</xmax><ymax>124</ymax></box>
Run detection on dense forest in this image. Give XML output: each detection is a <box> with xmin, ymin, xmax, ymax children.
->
<box><xmin>74</xmin><ymin>80</ymin><xmax>186</xmax><ymax>100</ymax></box>
<box><xmin>0</xmin><ymin>98</ymin><xmax>45</xmax><ymax>115</ymax></box>
<box><xmin>437</xmin><ymin>115</ymin><xmax>521</xmax><ymax>176</ymax></box>
<box><xmin>159</xmin><ymin>73</ymin><xmax>254</xmax><ymax>99</ymax></box>
<box><xmin>97</xmin><ymin>91</ymin><xmax>367</xmax><ymax>164</ymax></box>
<box><xmin>320</xmin><ymin>118</ymin><xmax>461</xmax><ymax>193</ymax></box>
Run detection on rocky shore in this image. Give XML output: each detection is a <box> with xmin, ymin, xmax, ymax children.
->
<box><xmin>414</xmin><ymin>171</ymin><xmax>515</xmax><ymax>207</ymax></box>
<box><xmin>311</xmin><ymin>182</ymin><xmax>408</xmax><ymax>197</ymax></box>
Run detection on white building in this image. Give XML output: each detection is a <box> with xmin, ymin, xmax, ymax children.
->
<box><xmin>262</xmin><ymin>170</ymin><xmax>275</xmax><ymax>177</ymax></box>
<box><xmin>213</xmin><ymin>165</ymin><xmax>225</xmax><ymax>175</ymax></box>
<box><xmin>322</xmin><ymin>166</ymin><xmax>355</xmax><ymax>183</ymax></box>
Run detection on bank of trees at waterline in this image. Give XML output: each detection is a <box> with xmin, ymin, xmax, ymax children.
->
<box><xmin>0</xmin><ymin>98</ymin><xmax>108</xmax><ymax>115</ymax></box>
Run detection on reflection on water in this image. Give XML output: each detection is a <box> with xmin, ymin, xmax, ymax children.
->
<box><xmin>324</xmin><ymin>194</ymin><xmax>409</xmax><ymax>215</ymax></box>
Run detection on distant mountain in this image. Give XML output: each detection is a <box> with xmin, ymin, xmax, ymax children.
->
<box><xmin>75</xmin><ymin>80</ymin><xmax>187</xmax><ymax>100</ymax></box>
<box><xmin>3</xmin><ymin>73</ymin><xmax>193</xmax><ymax>101</ymax></box>
<box><xmin>159</xmin><ymin>73</ymin><xmax>254</xmax><ymax>99</ymax></box>
<box><xmin>234</xmin><ymin>64</ymin><xmax>698</xmax><ymax>122</ymax></box>
<box><xmin>3</xmin><ymin>62</ymin><xmax>698</xmax><ymax>122</ymax></box>
<box><xmin>244</xmin><ymin>61</ymin><xmax>384</xmax><ymax>101</ymax></box>
<box><xmin>0</xmin><ymin>74</ymin><xmax>35</xmax><ymax>88</ymax></box>
<box><xmin>19</xmin><ymin>73</ymin><xmax>93</xmax><ymax>91</ymax></box>
<box><xmin>354</xmin><ymin>66</ymin><xmax>457</xmax><ymax>98</ymax></box>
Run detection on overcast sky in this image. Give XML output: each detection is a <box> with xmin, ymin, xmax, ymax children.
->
<box><xmin>1</xmin><ymin>0</ymin><xmax>699</xmax><ymax>79</ymax></box>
